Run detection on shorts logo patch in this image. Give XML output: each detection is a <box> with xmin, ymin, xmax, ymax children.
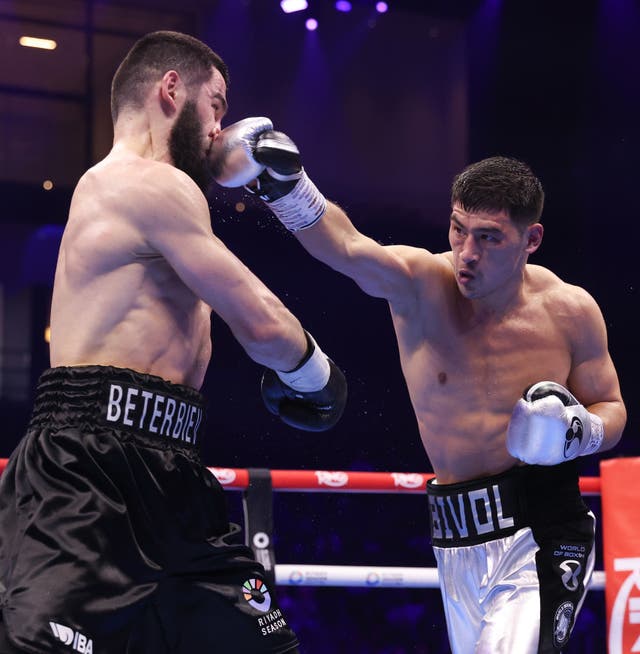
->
<box><xmin>49</xmin><ymin>622</ymin><xmax>93</xmax><ymax>653</ymax></box>
<box><xmin>242</xmin><ymin>578</ymin><xmax>272</xmax><ymax>613</ymax></box>
<box><xmin>552</xmin><ymin>542</ymin><xmax>587</xmax><ymax>592</ymax></box>
<box><xmin>559</xmin><ymin>559</ymin><xmax>582</xmax><ymax>591</ymax></box>
<box><xmin>553</xmin><ymin>601</ymin><xmax>575</xmax><ymax>648</ymax></box>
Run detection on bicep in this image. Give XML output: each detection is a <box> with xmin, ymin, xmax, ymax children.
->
<box><xmin>296</xmin><ymin>202</ymin><xmax>420</xmax><ymax>304</ymax></box>
<box><xmin>144</xmin><ymin>181</ymin><xmax>288</xmax><ymax>344</ymax></box>
<box><xmin>567</xmin><ymin>294</ymin><xmax>623</xmax><ymax>407</ymax></box>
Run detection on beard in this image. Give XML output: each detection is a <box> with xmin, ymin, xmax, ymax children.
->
<box><xmin>168</xmin><ymin>101</ymin><xmax>212</xmax><ymax>194</ymax></box>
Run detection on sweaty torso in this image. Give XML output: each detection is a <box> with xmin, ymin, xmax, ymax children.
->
<box><xmin>49</xmin><ymin>153</ymin><xmax>212</xmax><ymax>389</ymax></box>
<box><xmin>391</xmin><ymin>252</ymin><xmax>575</xmax><ymax>483</ymax></box>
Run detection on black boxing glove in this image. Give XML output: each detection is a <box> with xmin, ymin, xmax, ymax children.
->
<box><xmin>248</xmin><ymin>130</ymin><xmax>327</xmax><ymax>232</ymax></box>
<box><xmin>261</xmin><ymin>331</ymin><xmax>347</xmax><ymax>432</ymax></box>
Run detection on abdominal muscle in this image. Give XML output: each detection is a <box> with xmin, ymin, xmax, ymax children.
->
<box><xmin>49</xmin><ymin>248</ymin><xmax>212</xmax><ymax>391</ymax></box>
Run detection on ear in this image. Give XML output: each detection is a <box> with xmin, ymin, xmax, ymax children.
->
<box><xmin>524</xmin><ymin>223</ymin><xmax>543</xmax><ymax>254</ymax></box>
<box><xmin>159</xmin><ymin>70</ymin><xmax>182</xmax><ymax>115</ymax></box>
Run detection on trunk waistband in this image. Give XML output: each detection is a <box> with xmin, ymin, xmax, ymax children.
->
<box><xmin>427</xmin><ymin>463</ymin><xmax>582</xmax><ymax>547</ymax></box>
<box><xmin>29</xmin><ymin>366</ymin><xmax>207</xmax><ymax>448</ymax></box>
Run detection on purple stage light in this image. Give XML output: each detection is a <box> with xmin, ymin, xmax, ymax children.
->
<box><xmin>305</xmin><ymin>17</ymin><xmax>318</xmax><ymax>30</ymax></box>
<box><xmin>280</xmin><ymin>0</ymin><xmax>308</xmax><ymax>14</ymax></box>
<box><xmin>335</xmin><ymin>0</ymin><xmax>352</xmax><ymax>11</ymax></box>
<box><xmin>375</xmin><ymin>1</ymin><xmax>388</xmax><ymax>13</ymax></box>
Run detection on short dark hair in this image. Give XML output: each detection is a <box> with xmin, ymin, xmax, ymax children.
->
<box><xmin>451</xmin><ymin>156</ymin><xmax>545</xmax><ymax>228</ymax></box>
<box><xmin>110</xmin><ymin>30</ymin><xmax>229</xmax><ymax>122</ymax></box>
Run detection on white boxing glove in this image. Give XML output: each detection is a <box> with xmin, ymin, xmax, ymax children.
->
<box><xmin>506</xmin><ymin>381</ymin><xmax>604</xmax><ymax>465</ymax></box>
<box><xmin>208</xmin><ymin>116</ymin><xmax>273</xmax><ymax>187</ymax></box>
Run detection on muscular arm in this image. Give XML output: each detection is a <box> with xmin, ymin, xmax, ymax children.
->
<box><xmin>567</xmin><ymin>288</ymin><xmax>626</xmax><ymax>452</ymax></box>
<box><xmin>293</xmin><ymin>202</ymin><xmax>422</xmax><ymax>311</ymax></box>
<box><xmin>141</xmin><ymin>166</ymin><xmax>307</xmax><ymax>370</ymax></box>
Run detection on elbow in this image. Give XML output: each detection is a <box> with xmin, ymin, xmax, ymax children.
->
<box><xmin>239</xmin><ymin>306</ymin><xmax>302</xmax><ymax>370</ymax></box>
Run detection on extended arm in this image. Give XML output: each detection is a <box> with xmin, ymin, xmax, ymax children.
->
<box><xmin>210</xmin><ymin>120</ymin><xmax>420</xmax><ymax>307</ymax></box>
<box><xmin>139</xmin><ymin>166</ymin><xmax>346</xmax><ymax>429</ymax></box>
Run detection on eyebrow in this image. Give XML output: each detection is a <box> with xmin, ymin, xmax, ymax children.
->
<box><xmin>450</xmin><ymin>214</ymin><xmax>503</xmax><ymax>234</ymax></box>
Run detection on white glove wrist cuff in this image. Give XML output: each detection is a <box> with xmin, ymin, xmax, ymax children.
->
<box><xmin>265</xmin><ymin>170</ymin><xmax>327</xmax><ymax>232</ymax></box>
<box><xmin>581</xmin><ymin>413</ymin><xmax>604</xmax><ymax>456</ymax></box>
<box><xmin>275</xmin><ymin>334</ymin><xmax>330</xmax><ymax>392</ymax></box>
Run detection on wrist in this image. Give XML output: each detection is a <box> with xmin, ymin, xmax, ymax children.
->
<box><xmin>580</xmin><ymin>412</ymin><xmax>605</xmax><ymax>456</ymax></box>
<box><xmin>275</xmin><ymin>331</ymin><xmax>330</xmax><ymax>392</ymax></box>
<box><xmin>264</xmin><ymin>170</ymin><xmax>327</xmax><ymax>232</ymax></box>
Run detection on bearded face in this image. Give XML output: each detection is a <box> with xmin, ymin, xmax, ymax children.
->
<box><xmin>168</xmin><ymin>100</ymin><xmax>213</xmax><ymax>194</ymax></box>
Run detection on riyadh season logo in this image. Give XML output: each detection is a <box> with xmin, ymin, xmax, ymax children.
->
<box><xmin>243</xmin><ymin>578</ymin><xmax>272</xmax><ymax>613</ymax></box>
<box><xmin>49</xmin><ymin>622</ymin><xmax>93</xmax><ymax>653</ymax></box>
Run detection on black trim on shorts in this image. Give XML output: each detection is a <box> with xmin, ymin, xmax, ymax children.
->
<box><xmin>30</xmin><ymin>365</ymin><xmax>207</xmax><ymax>450</ymax></box>
<box><xmin>427</xmin><ymin>462</ymin><xmax>587</xmax><ymax>547</ymax></box>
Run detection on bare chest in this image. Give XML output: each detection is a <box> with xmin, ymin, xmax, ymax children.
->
<box><xmin>399</xmin><ymin>307</ymin><xmax>572</xmax><ymax>415</ymax></box>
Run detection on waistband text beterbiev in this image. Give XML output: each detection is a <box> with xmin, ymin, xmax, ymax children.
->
<box><xmin>105</xmin><ymin>382</ymin><xmax>203</xmax><ymax>445</ymax></box>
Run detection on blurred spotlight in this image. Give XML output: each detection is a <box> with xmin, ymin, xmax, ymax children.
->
<box><xmin>305</xmin><ymin>17</ymin><xmax>318</xmax><ymax>30</ymax></box>
<box><xmin>44</xmin><ymin>326</ymin><xmax>51</xmax><ymax>344</ymax></box>
<box><xmin>280</xmin><ymin>0</ymin><xmax>308</xmax><ymax>13</ymax></box>
<box><xmin>335</xmin><ymin>0</ymin><xmax>352</xmax><ymax>11</ymax></box>
<box><xmin>375</xmin><ymin>1</ymin><xmax>388</xmax><ymax>13</ymax></box>
<box><xmin>19</xmin><ymin>36</ymin><xmax>57</xmax><ymax>50</ymax></box>
<box><xmin>43</xmin><ymin>180</ymin><xmax>54</xmax><ymax>191</ymax></box>
<box><xmin>235</xmin><ymin>201</ymin><xmax>246</xmax><ymax>213</ymax></box>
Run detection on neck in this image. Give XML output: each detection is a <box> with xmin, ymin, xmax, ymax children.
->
<box><xmin>112</xmin><ymin>110</ymin><xmax>172</xmax><ymax>163</ymax></box>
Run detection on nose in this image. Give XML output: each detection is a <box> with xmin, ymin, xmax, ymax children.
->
<box><xmin>209</xmin><ymin>126</ymin><xmax>221</xmax><ymax>141</ymax></box>
<box><xmin>460</xmin><ymin>235</ymin><xmax>480</xmax><ymax>264</ymax></box>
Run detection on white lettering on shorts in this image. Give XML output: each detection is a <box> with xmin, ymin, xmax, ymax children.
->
<box><xmin>103</xmin><ymin>383</ymin><xmax>202</xmax><ymax>445</ymax></box>
<box><xmin>49</xmin><ymin>622</ymin><xmax>94</xmax><ymax>653</ymax></box>
<box><xmin>428</xmin><ymin>481</ymin><xmax>516</xmax><ymax>543</ymax></box>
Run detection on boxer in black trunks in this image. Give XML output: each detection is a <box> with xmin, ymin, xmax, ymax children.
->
<box><xmin>207</xmin><ymin>129</ymin><xmax>627</xmax><ymax>652</ymax></box>
<box><xmin>0</xmin><ymin>31</ymin><xmax>346</xmax><ymax>653</ymax></box>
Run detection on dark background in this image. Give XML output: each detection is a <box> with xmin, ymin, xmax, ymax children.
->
<box><xmin>0</xmin><ymin>1</ymin><xmax>638</xmax><ymax>652</ymax></box>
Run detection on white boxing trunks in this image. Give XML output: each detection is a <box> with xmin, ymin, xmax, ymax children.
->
<box><xmin>427</xmin><ymin>462</ymin><xmax>595</xmax><ymax>654</ymax></box>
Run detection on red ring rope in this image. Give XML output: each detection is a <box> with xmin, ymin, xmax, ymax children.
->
<box><xmin>0</xmin><ymin>459</ymin><xmax>601</xmax><ymax>495</ymax></box>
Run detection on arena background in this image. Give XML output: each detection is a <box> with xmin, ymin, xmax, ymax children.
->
<box><xmin>0</xmin><ymin>1</ymin><xmax>638</xmax><ymax>652</ymax></box>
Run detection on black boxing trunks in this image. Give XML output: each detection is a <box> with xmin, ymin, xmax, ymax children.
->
<box><xmin>0</xmin><ymin>366</ymin><xmax>299</xmax><ymax>654</ymax></box>
<box><xmin>427</xmin><ymin>463</ymin><xmax>595</xmax><ymax>654</ymax></box>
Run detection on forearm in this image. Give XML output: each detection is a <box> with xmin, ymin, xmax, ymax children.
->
<box><xmin>294</xmin><ymin>201</ymin><xmax>364</xmax><ymax>275</ymax></box>
<box><xmin>230</xmin><ymin>299</ymin><xmax>307</xmax><ymax>372</ymax></box>
<box><xmin>587</xmin><ymin>398</ymin><xmax>627</xmax><ymax>452</ymax></box>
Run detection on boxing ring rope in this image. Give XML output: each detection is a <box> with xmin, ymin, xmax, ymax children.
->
<box><xmin>207</xmin><ymin>466</ymin><xmax>606</xmax><ymax>591</ymax></box>
<box><xmin>0</xmin><ymin>460</ymin><xmax>606</xmax><ymax>591</ymax></box>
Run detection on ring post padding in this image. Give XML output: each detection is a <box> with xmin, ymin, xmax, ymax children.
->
<box><xmin>242</xmin><ymin>468</ymin><xmax>276</xmax><ymax>587</ymax></box>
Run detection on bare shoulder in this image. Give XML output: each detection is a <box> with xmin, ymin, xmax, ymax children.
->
<box><xmin>116</xmin><ymin>156</ymin><xmax>207</xmax><ymax>227</ymax></box>
<box><xmin>526</xmin><ymin>264</ymin><xmax>603</xmax><ymax>322</ymax></box>
<box><xmin>385</xmin><ymin>244</ymin><xmax>451</xmax><ymax>278</ymax></box>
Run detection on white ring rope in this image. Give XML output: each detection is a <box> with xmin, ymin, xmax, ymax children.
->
<box><xmin>274</xmin><ymin>565</ymin><xmax>606</xmax><ymax>591</ymax></box>
<box><xmin>205</xmin><ymin>466</ymin><xmax>606</xmax><ymax>591</ymax></box>
<box><xmin>0</xmin><ymin>461</ymin><xmax>606</xmax><ymax>591</ymax></box>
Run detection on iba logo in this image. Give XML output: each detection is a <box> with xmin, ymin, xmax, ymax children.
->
<box><xmin>608</xmin><ymin>557</ymin><xmax>640</xmax><ymax>653</ymax></box>
<box><xmin>49</xmin><ymin>622</ymin><xmax>93</xmax><ymax>653</ymax></box>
